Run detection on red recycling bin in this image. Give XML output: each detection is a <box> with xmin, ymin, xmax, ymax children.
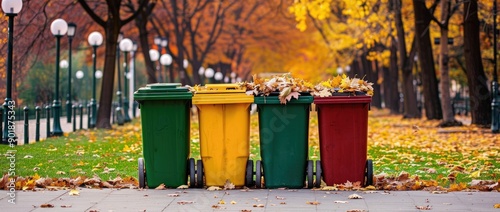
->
<box><xmin>314</xmin><ymin>94</ymin><xmax>373</xmax><ymax>186</ymax></box>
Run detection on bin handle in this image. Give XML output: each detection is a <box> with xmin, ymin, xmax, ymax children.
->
<box><xmin>205</xmin><ymin>84</ymin><xmax>242</xmax><ymax>91</ymax></box>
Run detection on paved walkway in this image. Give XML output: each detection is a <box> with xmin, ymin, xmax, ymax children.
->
<box><xmin>1</xmin><ymin>188</ymin><xmax>499</xmax><ymax>211</ymax></box>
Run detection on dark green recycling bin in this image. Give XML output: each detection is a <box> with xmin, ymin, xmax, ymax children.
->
<box><xmin>134</xmin><ymin>83</ymin><xmax>192</xmax><ymax>188</ymax></box>
<box><xmin>254</xmin><ymin>94</ymin><xmax>313</xmax><ymax>189</ymax></box>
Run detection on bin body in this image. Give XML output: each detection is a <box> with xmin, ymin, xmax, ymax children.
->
<box><xmin>315</xmin><ymin>95</ymin><xmax>371</xmax><ymax>185</ymax></box>
<box><xmin>134</xmin><ymin>83</ymin><xmax>192</xmax><ymax>188</ymax></box>
<box><xmin>193</xmin><ymin>84</ymin><xmax>254</xmax><ymax>186</ymax></box>
<box><xmin>255</xmin><ymin>95</ymin><xmax>313</xmax><ymax>188</ymax></box>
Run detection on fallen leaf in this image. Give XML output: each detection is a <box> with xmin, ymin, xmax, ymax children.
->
<box><xmin>168</xmin><ymin>194</ymin><xmax>180</xmax><ymax>197</ymax></box>
<box><xmin>212</xmin><ymin>205</ymin><xmax>225</xmax><ymax>209</ymax></box>
<box><xmin>276</xmin><ymin>196</ymin><xmax>286</xmax><ymax>200</ymax></box>
<box><xmin>177</xmin><ymin>201</ymin><xmax>194</xmax><ymax>205</ymax></box>
<box><xmin>69</xmin><ymin>189</ymin><xmax>80</xmax><ymax>196</ymax></box>
<box><xmin>415</xmin><ymin>205</ymin><xmax>432</xmax><ymax>210</ymax></box>
<box><xmin>207</xmin><ymin>186</ymin><xmax>221</xmax><ymax>191</ymax></box>
<box><xmin>230</xmin><ymin>200</ymin><xmax>237</xmax><ymax>204</ymax></box>
<box><xmin>224</xmin><ymin>179</ymin><xmax>235</xmax><ymax>190</ymax></box>
<box><xmin>431</xmin><ymin>191</ymin><xmax>447</xmax><ymax>194</ymax></box>
<box><xmin>40</xmin><ymin>204</ymin><xmax>54</xmax><ymax>208</ymax></box>
<box><xmin>177</xmin><ymin>185</ymin><xmax>189</xmax><ymax>189</ymax></box>
<box><xmin>253</xmin><ymin>204</ymin><xmax>265</xmax><ymax>208</ymax></box>
<box><xmin>321</xmin><ymin>186</ymin><xmax>338</xmax><ymax>191</ymax></box>
<box><xmin>155</xmin><ymin>183</ymin><xmax>167</xmax><ymax>190</ymax></box>
<box><xmin>24</xmin><ymin>155</ymin><xmax>33</xmax><ymax>159</ymax></box>
<box><xmin>306</xmin><ymin>201</ymin><xmax>320</xmax><ymax>205</ymax></box>
<box><xmin>218</xmin><ymin>199</ymin><xmax>226</xmax><ymax>204</ymax></box>
<box><xmin>56</xmin><ymin>171</ymin><xmax>66</xmax><ymax>175</ymax></box>
<box><xmin>334</xmin><ymin>200</ymin><xmax>349</xmax><ymax>203</ymax></box>
<box><xmin>346</xmin><ymin>210</ymin><xmax>368</xmax><ymax>212</ymax></box>
<box><xmin>494</xmin><ymin>203</ymin><xmax>500</xmax><ymax>208</ymax></box>
<box><xmin>348</xmin><ymin>194</ymin><xmax>363</xmax><ymax>199</ymax></box>
<box><xmin>60</xmin><ymin>205</ymin><xmax>72</xmax><ymax>208</ymax></box>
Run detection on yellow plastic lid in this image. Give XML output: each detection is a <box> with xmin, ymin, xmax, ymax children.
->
<box><xmin>193</xmin><ymin>84</ymin><xmax>254</xmax><ymax>104</ymax></box>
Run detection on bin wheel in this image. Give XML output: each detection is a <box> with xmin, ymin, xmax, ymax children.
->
<box><xmin>197</xmin><ymin>160</ymin><xmax>204</xmax><ymax>188</ymax></box>
<box><xmin>245</xmin><ymin>159</ymin><xmax>254</xmax><ymax>187</ymax></box>
<box><xmin>365</xmin><ymin>159</ymin><xmax>374</xmax><ymax>186</ymax></box>
<box><xmin>307</xmin><ymin>160</ymin><xmax>313</xmax><ymax>188</ymax></box>
<box><xmin>138</xmin><ymin>158</ymin><xmax>146</xmax><ymax>189</ymax></box>
<box><xmin>315</xmin><ymin>160</ymin><xmax>322</xmax><ymax>188</ymax></box>
<box><xmin>189</xmin><ymin>158</ymin><xmax>196</xmax><ymax>188</ymax></box>
<box><xmin>255</xmin><ymin>160</ymin><xmax>262</xmax><ymax>188</ymax></box>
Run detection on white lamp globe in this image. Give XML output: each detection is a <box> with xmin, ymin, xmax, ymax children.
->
<box><xmin>204</xmin><ymin>68</ymin><xmax>214</xmax><ymax>78</ymax></box>
<box><xmin>224</xmin><ymin>76</ymin><xmax>229</xmax><ymax>83</ymax></box>
<box><xmin>160</xmin><ymin>54</ymin><xmax>173</xmax><ymax>66</ymax></box>
<box><xmin>59</xmin><ymin>59</ymin><xmax>69</xmax><ymax>68</ymax></box>
<box><xmin>2</xmin><ymin>0</ymin><xmax>23</xmax><ymax>14</ymax></box>
<box><xmin>149</xmin><ymin>49</ymin><xmax>159</xmax><ymax>61</ymax></box>
<box><xmin>76</xmin><ymin>70</ymin><xmax>84</xmax><ymax>79</ymax></box>
<box><xmin>50</xmin><ymin>18</ymin><xmax>68</xmax><ymax>36</ymax></box>
<box><xmin>198</xmin><ymin>67</ymin><xmax>205</xmax><ymax>75</ymax></box>
<box><xmin>183</xmin><ymin>59</ymin><xmax>189</xmax><ymax>69</ymax></box>
<box><xmin>236</xmin><ymin>77</ymin><xmax>242</xmax><ymax>82</ymax></box>
<box><xmin>230</xmin><ymin>72</ymin><xmax>236</xmax><ymax>78</ymax></box>
<box><xmin>214</xmin><ymin>72</ymin><xmax>223</xmax><ymax>81</ymax></box>
<box><xmin>95</xmin><ymin>70</ymin><xmax>103</xmax><ymax>79</ymax></box>
<box><xmin>88</xmin><ymin>31</ymin><xmax>103</xmax><ymax>46</ymax></box>
<box><xmin>119</xmin><ymin>38</ymin><xmax>133</xmax><ymax>52</ymax></box>
<box><xmin>336</xmin><ymin>67</ymin><xmax>343</xmax><ymax>74</ymax></box>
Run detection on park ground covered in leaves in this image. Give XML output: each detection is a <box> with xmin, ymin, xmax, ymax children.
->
<box><xmin>0</xmin><ymin>109</ymin><xmax>498</xmax><ymax>192</ymax></box>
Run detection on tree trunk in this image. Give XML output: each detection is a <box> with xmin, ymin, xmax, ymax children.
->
<box><xmin>384</xmin><ymin>37</ymin><xmax>400</xmax><ymax>114</ymax></box>
<box><xmin>438</xmin><ymin>0</ymin><xmax>460</xmax><ymax>126</ymax></box>
<box><xmin>413</xmin><ymin>0</ymin><xmax>442</xmax><ymax>120</ymax></box>
<box><xmin>463</xmin><ymin>0</ymin><xmax>491</xmax><ymax>126</ymax></box>
<box><xmin>394</xmin><ymin>0</ymin><xmax>420</xmax><ymax>118</ymax></box>
<box><xmin>370</xmin><ymin>60</ymin><xmax>382</xmax><ymax>108</ymax></box>
<box><xmin>96</xmin><ymin>23</ymin><xmax>121</xmax><ymax>129</ymax></box>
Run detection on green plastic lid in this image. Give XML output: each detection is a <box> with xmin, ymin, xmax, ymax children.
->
<box><xmin>134</xmin><ymin>83</ymin><xmax>192</xmax><ymax>100</ymax></box>
<box><xmin>254</xmin><ymin>95</ymin><xmax>313</xmax><ymax>105</ymax></box>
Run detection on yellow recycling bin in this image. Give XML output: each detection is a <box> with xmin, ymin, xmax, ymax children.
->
<box><xmin>193</xmin><ymin>84</ymin><xmax>254</xmax><ymax>187</ymax></box>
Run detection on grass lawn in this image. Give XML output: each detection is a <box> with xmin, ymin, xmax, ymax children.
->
<box><xmin>1</xmin><ymin>109</ymin><xmax>499</xmax><ymax>190</ymax></box>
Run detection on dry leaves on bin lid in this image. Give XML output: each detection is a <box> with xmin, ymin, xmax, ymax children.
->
<box><xmin>312</xmin><ymin>74</ymin><xmax>374</xmax><ymax>97</ymax></box>
<box><xmin>241</xmin><ymin>73</ymin><xmax>314</xmax><ymax>104</ymax></box>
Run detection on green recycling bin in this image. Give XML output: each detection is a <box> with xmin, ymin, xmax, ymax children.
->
<box><xmin>134</xmin><ymin>83</ymin><xmax>192</xmax><ymax>188</ymax></box>
<box><xmin>254</xmin><ymin>94</ymin><xmax>314</xmax><ymax>189</ymax></box>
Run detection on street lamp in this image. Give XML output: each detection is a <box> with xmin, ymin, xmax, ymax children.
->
<box><xmin>75</xmin><ymin>70</ymin><xmax>84</xmax><ymax>103</ymax></box>
<box><xmin>131</xmin><ymin>42</ymin><xmax>138</xmax><ymax>118</ymax></box>
<box><xmin>87</xmin><ymin>31</ymin><xmax>103</xmax><ymax>128</ymax></box>
<box><xmin>1</xmin><ymin>0</ymin><xmax>23</xmax><ymax>145</ymax></box>
<box><xmin>154</xmin><ymin>36</ymin><xmax>163</xmax><ymax>82</ymax></box>
<box><xmin>214</xmin><ymin>72</ymin><xmax>223</xmax><ymax>83</ymax></box>
<box><xmin>224</xmin><ymin>76</ymin><xmax>229</xmax><ymax>83</ymax></box>
<box><xmin>205</xmin><ymin>68</ymin><xmax>214</xmax><ymax>84</ymax></box>
<box><xmin>198</xmin><ymin>67</ymin><xmax>205</xmax><ymax>84</ymax></box>
<box><xmin>149</xmin><ymin>49</ymin><xmax>160</xmax><ymax>82</ymax></box>
<box><xmin>119</xmin><ymin>38</ymin><xmax>133</xmax><ymax>123</ymax></box>
<box><xmin>66</xmin><ymin>22</ymin><xmax>76</xmax><ymax>123</ymax></box>
<box><xmin>50</xmin><ymin>18</ymin><xmax>68</xmax><ymax>136</ymax></box>
<box><xmin>160</xmin><ymin>54</ymin><xmax>173</xmax><ymax>82</ymax></box>
<box><xmin>492</xmin><ymin>0</ymin><xmax>499</xmax><ymax>133</ymax></box>
<box><xmin>230</xmin><ymin>72</ymin><xmax>236</xmax><ymax>83</ymax></box>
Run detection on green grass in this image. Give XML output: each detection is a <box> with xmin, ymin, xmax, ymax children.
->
<box><xmin>1</xmin><ymin>111</ymin><xmax>498</xmax><ymax>189</ymax></box>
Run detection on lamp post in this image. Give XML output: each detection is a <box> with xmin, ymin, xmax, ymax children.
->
<box><xmin>50</xmin><ymin>18</ymin><xmax>68</xmax><ymax>136</ymax></box>
<box><xmin>87</xmin><ymin>31</ymin><xmax>103</xmax><ymax>128</ymax></box>
<box><xmin>149</xmin><ymin>49</ymin><xmax>160</xmax><ymax>82</ymax></box>
<box><xmin>120</xmin><ymin>38</ymin><xmax>133</xmax><ymax>123</ymax></box>
<box><xmin>160</xmin><ymin>54</ymin><xmax>173</xmax><ymax>82</ymax></box>
<box><xmin>492</xmin><ymin>0</ymin><xmax>499</xmax><ymax>133</ymax></box>
<box><xmin>60</xmin><ymin>60</ymin><xmax>69</xmax><ymax>107</ymax></box>
<box><xmin>66</xmin><ymin>22</ymin><xmax>76</xmax><ymax>123</ymax></box>
<box><xmin>161</xmin><ymin>38</ymin><xmax>172</xmax><ymax>82</ymax></box>
<box><xmin>75</xmin><ymin>70</ymin><xmax>84</xmax><ymax>104</ymax></box>
<box><xmin>1</xmin><ymin>0</ymin><xmax>23</xmax><ymax>145</ymax></box>
<box><xmin>131</xmin><ymin>42</ymin><xmax>138</xmax><ymax>118</ymax></box>
<box><xmin>154</xmin><ymin>36</ymin><xmax>163</xmax><ymax>82</ymax></box>
<box><xmin>115</xmin><ymin>32</ymin><xmax>125</xmax><ymax>125</ymax></box>
<box><xmin>205</xmin><ymin>68</ymin><xmax>214</xmax><ymax>84</ymax></box>
<box><xmin>230</xmin><ymin>72</ymin><xmax>236</xmax><ymax>83</ymax></box>
<box><xmin>214</xmin><ymin>72</ymin><xmax>223</xmax><ymax>83</ymax></box>
<box><xmin>199</xmin><ymin>67</ymin><xmax>205</xmax><ymax>85</ymax></box>
<box><xmin>182</xmin><ymin>59</ymin><xmax>189</xmax><ymax>83</ymax></box>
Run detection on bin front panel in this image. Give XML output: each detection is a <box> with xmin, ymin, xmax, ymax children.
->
<box><xmin>256</xmin><ymin>96</ymin><xmax>311</xmax><ymax>189</ymax></box>
<box><xmin>316</xmin><ymin>96</ymin><xmax>370</xmax><ymax>185</ymax></box>
<box><xmin>140</xmin><ymin>99</ymin><xmax>191</xmax><ymax>188</ymax></box>
<box><xmin>198</xmin><ymin>103</ymin><xmax>251</xmax><ymax>186</ymax></box>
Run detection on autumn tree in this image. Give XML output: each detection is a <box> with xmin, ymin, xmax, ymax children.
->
<box><xmin>463</xmin><ymin>0</ymin><xmax>491</xmax><ymax>126</ymax></box>
<box><xmin>77</xmin><ymin>0</ymin><xmax>151</xmax><ymax>129</ymax></box>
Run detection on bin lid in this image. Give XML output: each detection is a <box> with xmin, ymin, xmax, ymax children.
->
<box><xmin>313</xmin><ymin>94</ymin><xmax>372</xmax><ymax>104</ymax></box>
<box><xmin>134</xmin><ymin>83</ymin><xmax>192</xmax><ymax>100</ymax></box>
<box><xmin>192</xmin><ymin>84</ymin><xmax>254</xmax><ymax>104</ymax></box>
<box><xmin>254</xmin><ymin>94</ymin><xmax>313</xmax><ymax>104</ymax></box>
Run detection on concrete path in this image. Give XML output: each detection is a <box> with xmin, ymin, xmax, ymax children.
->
<box><xmin>1</xmin><ymin>188</ymin><xmax>499</xmax><ymax>211</ymax></box>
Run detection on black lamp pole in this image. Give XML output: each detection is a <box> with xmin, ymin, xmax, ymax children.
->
<box><xmin>66</xmin><ymin>23</ymin><xmax>76</xmax><ymax>123</ymax></box>
<box><xmin>52</xmin><ymin>34</ymin><xmax>64</xmax><ymax>136</ymax></box>
<box><xmin>492</xmin><ymin>0</ymin><xmax>499</xmax><ymax>133</ymax></box>
<box><xmin>2</xmin><ymin>11</ymin><xmax>18</xmax><ymax>145</ymax></box>
<box><xmin>115</xmin><ymin>32</ymin><xmax>125</xmax><ymax>126</ymax></box>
